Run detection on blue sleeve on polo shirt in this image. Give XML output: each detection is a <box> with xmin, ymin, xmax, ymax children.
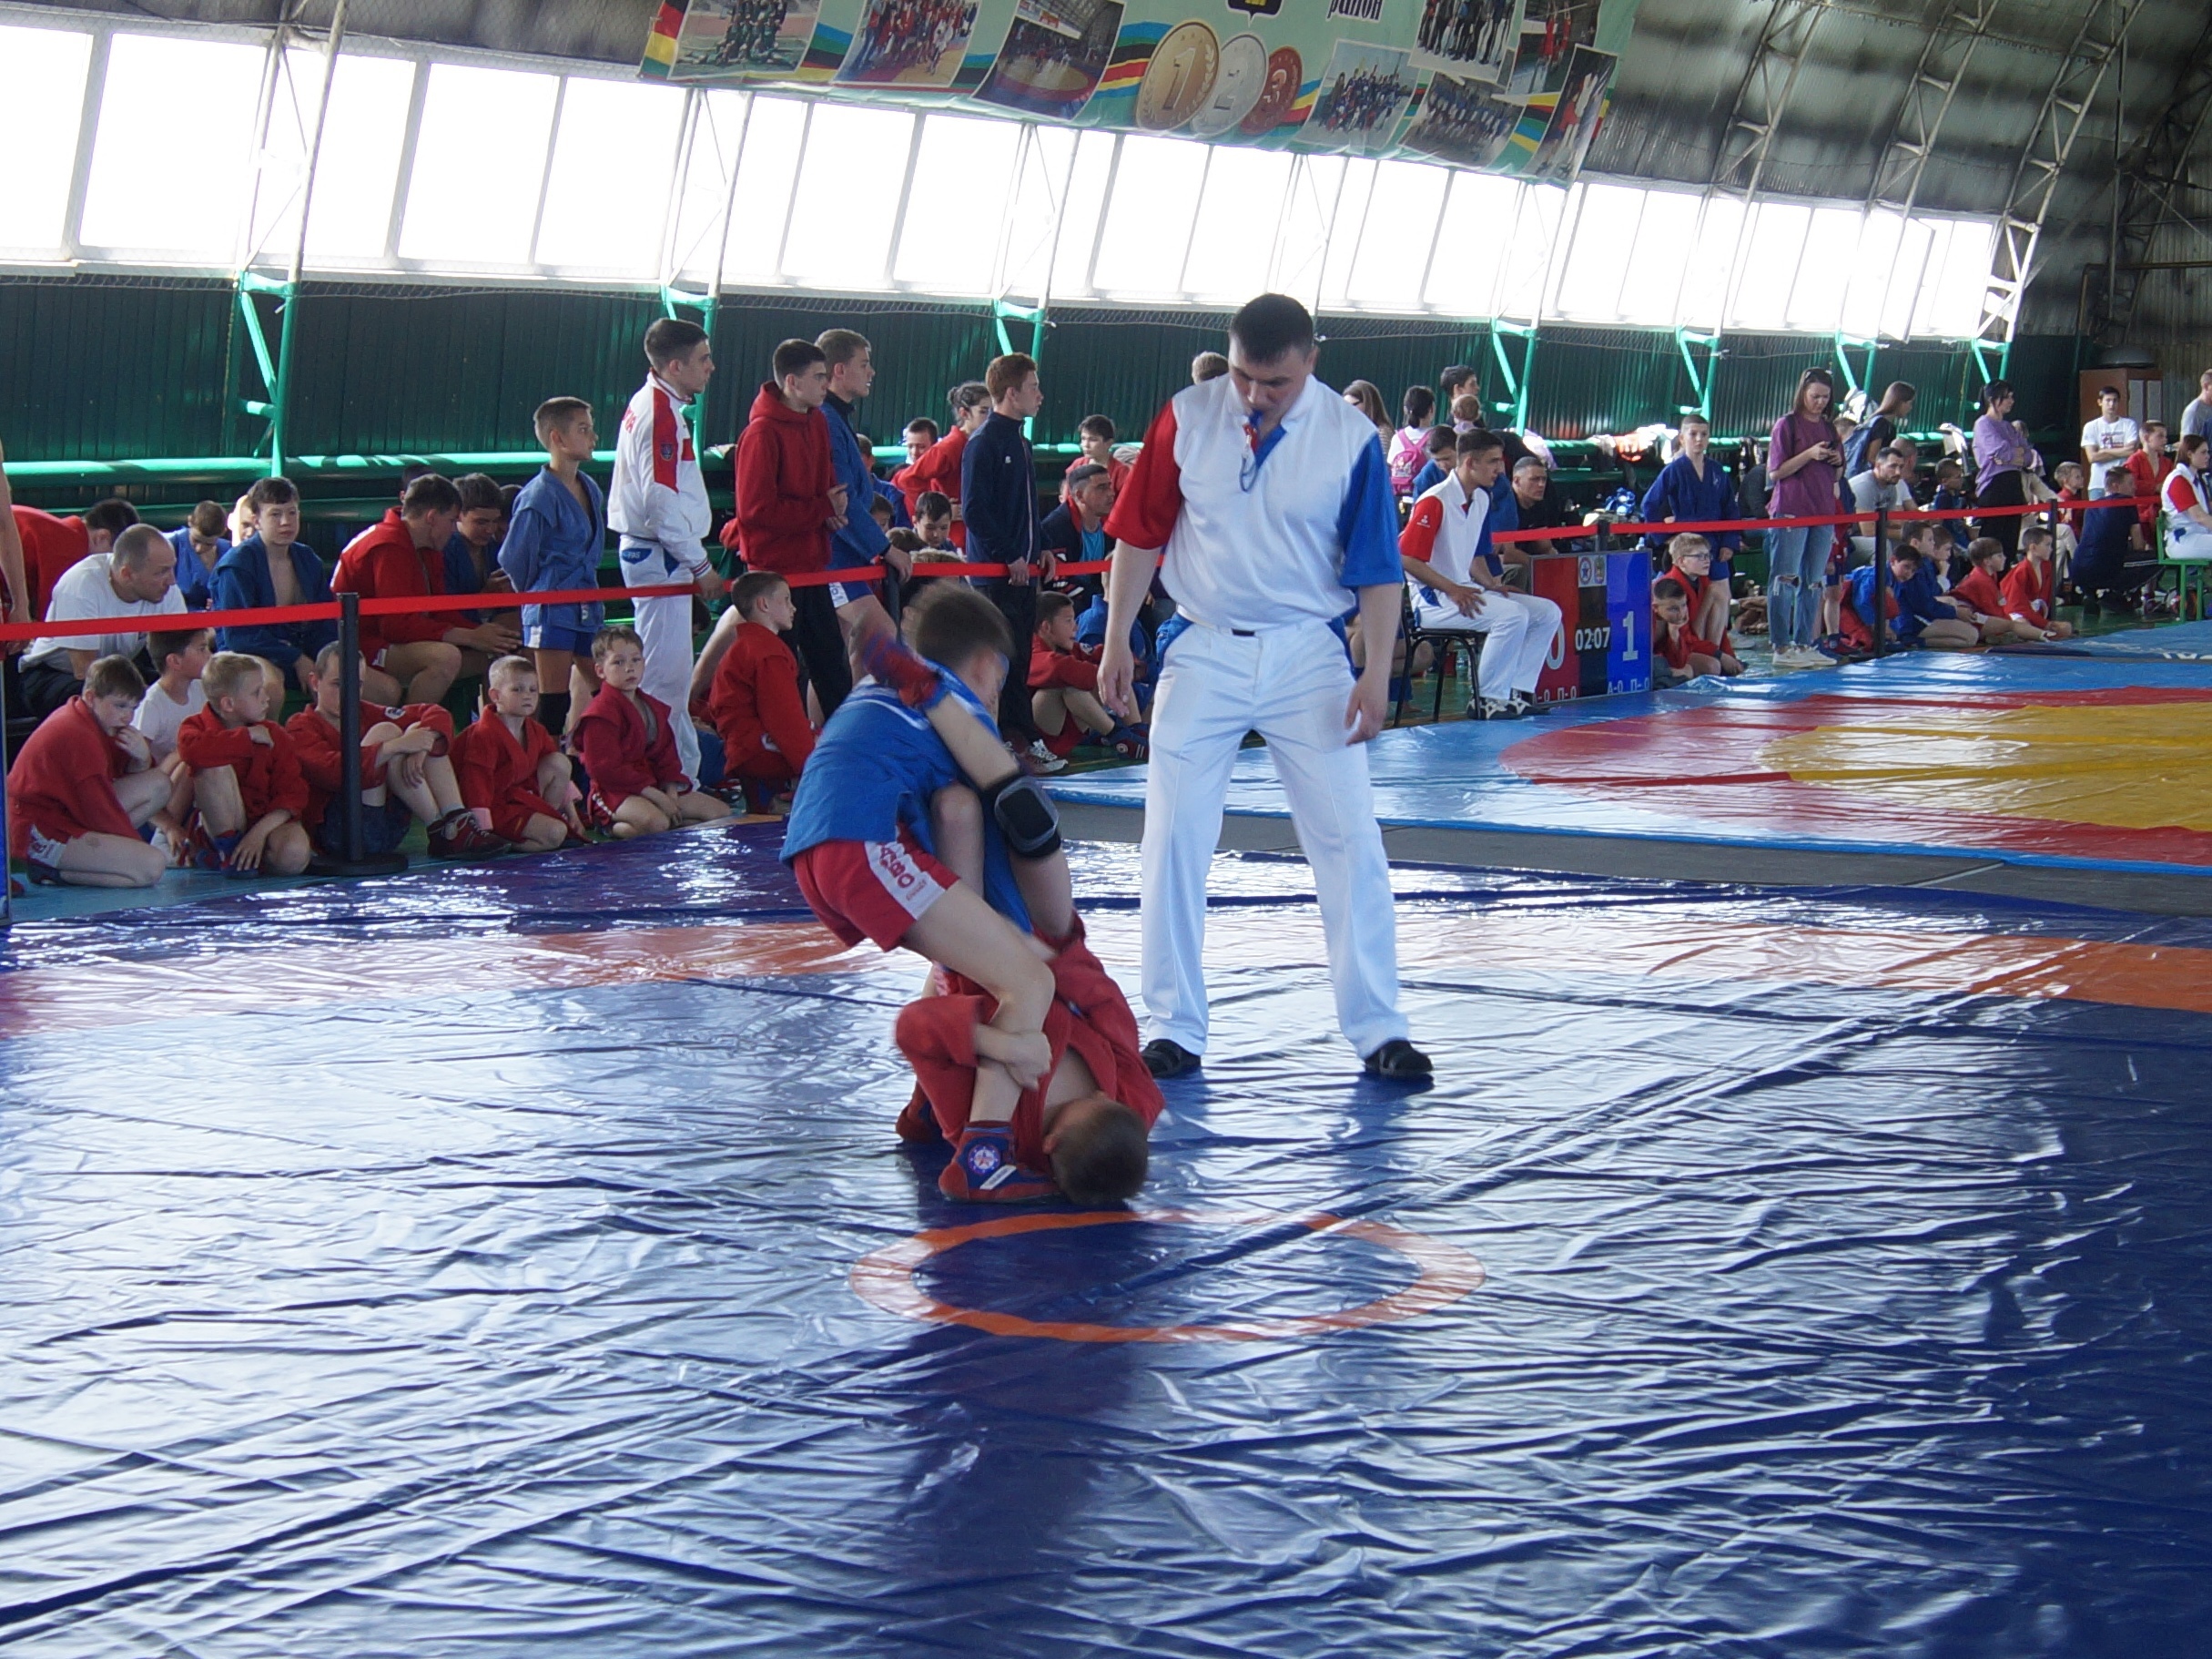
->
<box><xmin>1335</xmin><ymin>437</ymin><xmax>1403</xmax><ymax>589</ymax></box>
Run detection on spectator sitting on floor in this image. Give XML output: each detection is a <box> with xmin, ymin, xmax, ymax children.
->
<box><xmin>1650</xmin><ymin>578</ymin><xmax>1722</xmax><ymax>686</ymax></box>
<box><xmin>1030</xmin><ymin>591</ymin><xmax>1142</xmax><ymax>764</ymax></box>
<box><xmin>289</xmin><ymin>643</ymin><xmax>498</xmax><ymax>860</ymax></box>
<box><xmin>2002</xmin><ymin>525</ymin><xmax>2075</xmax><ymax>639</ymax></box>
<box><xmin>453</xmin><ymin>655</ymin><xmax>586</xmax><ymax>853</ymax></box>
<box><xmin>573</xmin><ymin>625</ymin><xmax>731</xmax><ymax>840</ymax></box>
<box><xmin>1839</xmin><ymin>545</ymin><xmax>1977</xmax><ymax>655</ymax></box>
<box><xmin>7</xmin><ymin>652</ymin><xmax>180</xmax><ymax>887</ymax></box>
<box><xmin>177</xmin><ymin>649</ymin><xmax>311</xmax><ymax>876</ymax></box>
<box><xmin>1949</xmin><ymin>536</ymin><xmax>2049</xmax><ymax>644</ymax></box>
<box><xmin>1660</xmin><ymin>534</ymin><xmax>1736</xmax><ymax>663</ymax></box>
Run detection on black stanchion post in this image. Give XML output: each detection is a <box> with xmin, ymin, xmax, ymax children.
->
<box><xmin>309</xmin><ymin>591</ymin><xmax>408</xmax><ymax>878</ymax></box>
<box><xmin>1870</xmin><ymin>506</ymin><xmax>1889</xmax><ymax>658</ymax></box>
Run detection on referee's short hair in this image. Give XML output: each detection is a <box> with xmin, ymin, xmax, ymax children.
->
<box><xmin>1228</xmin><ymin>294</ymin><xmax>1315</xmax><ymax>365</ymax></box>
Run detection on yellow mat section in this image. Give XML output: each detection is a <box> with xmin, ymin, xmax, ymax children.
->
<box><xmin>1761</xmin><ymin>701</ymin><xmax>2212</xmax><ymax>831</ymax></box>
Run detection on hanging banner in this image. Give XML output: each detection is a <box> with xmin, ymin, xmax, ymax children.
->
<box><xmin>641</xmin><ymin>0</ymin><xmax>1639</xmax><ymax>178</ymax></box>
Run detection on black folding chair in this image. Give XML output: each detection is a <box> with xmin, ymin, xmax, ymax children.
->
<box><xmin>1391</xmin><ymin>583</ymin><xmax>1486</xmax><ymax>726</ymax></box>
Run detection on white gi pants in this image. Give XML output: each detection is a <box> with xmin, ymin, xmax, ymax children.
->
<box><xmin>1140</xmin><ymin>618</ymin><xmax>1407</xmax><ymax>1059</ymax></box>
<box><xmin>619</xmin><ymin>541</ymin><xmax>702</xmax><ymax>786</ymax></box>
<box><xmin>1412</xmin><ymin>587</ymin><xmax>1563</xmax><ymax>700</ymax></box>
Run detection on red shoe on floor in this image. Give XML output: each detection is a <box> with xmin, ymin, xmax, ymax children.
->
<box><xmin>427</xmin><ymin>812</ymin><xmax>511</xmax><ymax>860</ymax></box>
<box><xmin>938</xmin><ymin>1124</ymin><xmax>1058</xmax><ymax>1203</ymax></box>
<box><xmin>895</xmin><ymin>1084</ymin><xmax>943</xmax><ymax>1145</ymax></box>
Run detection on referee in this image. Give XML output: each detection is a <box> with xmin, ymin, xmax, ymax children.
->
<box><xmin>1097</xmin><ymin>294</ymin><xmax>1429</xmax><ymax>1081</ymax></box>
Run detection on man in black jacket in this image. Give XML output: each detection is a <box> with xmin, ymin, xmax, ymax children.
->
<box><xmin>960</xmin><ymin>352</ymin><xmax>1053</xmax><ymax>761</ymax></box>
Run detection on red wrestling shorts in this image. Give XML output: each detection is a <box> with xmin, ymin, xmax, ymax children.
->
<box><xmin>793</xmin><ymin>831</ymin><xmax>953</xmax><ymax>951</ymax></box>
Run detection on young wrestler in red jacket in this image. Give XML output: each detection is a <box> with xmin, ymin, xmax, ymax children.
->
<box><xmin>897</xmin><ymin>921</ymin><xmax>1163</xmax><ymax>1206</ymax></box>
<box><xmin>572</xmin><ymin>625</ymin><xmax>731</xmax><ymax>839</ymax></box>
<box><xmin>705</xmin><ymin>571</ymin><xmax>815</xmax><ymax>809</ymax></box>
<box><xmin>453</xmin><ymin>655</ymin><xmax>586</xmax><ymax>853</ymax></box>
<box><xmin>1028</xmin><ymin>590</ymin><xmax>1146</xmax><ymax>758</ymax></box>
<box><xmin>6</xmin><ymin>655</ymin><xmax>173</xmax><ymax>887</ymax></box>
<box><xmin>286</xmin><ymin>642</ymin><xmax>500</xmax><ymax>860</ymax></box>
<box><xmin>1949</xmin><ymin>537</ymin><xmax>2046</xmax><ymax>644</ymax></box>
<box><xmin>177</xmin><ymin>651</ymin><xmax>312</xmax><ymax>874</ymax></box>
<box><xmin>2000</xmin><ymin>526</ymin><xmax>2074</xmax><ymax>639</ymax></box>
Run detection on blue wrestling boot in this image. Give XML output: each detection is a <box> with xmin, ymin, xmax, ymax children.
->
<box><xmin>939</xmin><ymin>1124</ymin><xmax>1057</xmax><ymax>1204</ymax></box>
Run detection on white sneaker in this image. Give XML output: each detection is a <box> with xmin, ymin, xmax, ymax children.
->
<box><xmin>1026</xmin><ymin>739</ymin><xmax>1068</xmax><ymax>773</ymax></box>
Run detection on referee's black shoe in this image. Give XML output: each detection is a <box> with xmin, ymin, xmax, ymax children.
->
<box><xmin>1142</xmin><ymin>1038</ymin><xmax>1202</xmax><ymax>1079</ymax></box>
<box><xmin>1363</xmin><ymin>1038</ymin><xmax>1433</xmax><ymax>1079</ymax></box>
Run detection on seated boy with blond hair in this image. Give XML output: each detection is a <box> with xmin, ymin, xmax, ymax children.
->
<box><xmin>7</xmin><ymin>655</ymin><xmax>174</xmax><ymax>888</ymax></box>
<box><xmin>177</xmin><ymin>650</ymin><xmax>312</xmax><ymax>875</ymax></box>
<box><xmin>453</xmin><ymin>655</ymin><xmax>586</xmax><ymax>853</ymax></box>
<box><xmin>784</xmin><ymin>585</ymin><xmax>1160</xmax><ymax>1204</ymax></box>
<box><xmin>572</xmin><ymin>625</ymin><xmax>732</xmax><ymax>839</ymax></box>
<box><xmin>287</xmin><ymin>641</ymin><xmax>504</xmax><ymax>860</ymax></box>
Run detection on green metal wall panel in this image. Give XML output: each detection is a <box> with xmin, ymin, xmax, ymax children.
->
<box><xmin>0</xmin><ymin>277</ymin><xmax>233</xmax><ymax>462</ymax></box>
<box><xmin>0</xmin><ymin>275</ymin><xmax>2091</xmax><ymax>488</ymax></box>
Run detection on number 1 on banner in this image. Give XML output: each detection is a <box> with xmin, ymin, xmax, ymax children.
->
<box><xmin>1616</xmin><ymin>606</ymin><xmax>1637</xmax><ymax>662</ymax></box>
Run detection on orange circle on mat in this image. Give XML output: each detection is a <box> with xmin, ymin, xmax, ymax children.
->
<box><xmin>848</xmin><ymin>1208</ymin><xmax>1486</xmax><ymax>1343</ymax></box>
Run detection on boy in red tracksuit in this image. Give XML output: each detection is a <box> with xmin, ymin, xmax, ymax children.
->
<box><xmin>2001</xmin><ymin>526</ymin><xmax>2074</xmax><ymax>640</ymax></box>
<box><xmin>287</xmin><ymin>642</ymin><xmax>500</xmax><ymax>860</ymax></box>
<box><xmin>1650</xmin><ymin>578</ymin><xmax>1724</xmax><ymax>683</ymax></box>
<box><xmin>573</xmin><ymin>625</ymin><xmax>731</xmax><ymax>839</ymax></box>
<box><xmin>1029</xmin><ymin>591</ymin><xmax>1144</xmax><ymax>760</ymax></box>
<box><xmin>6</xmin><ymin>655</ymin><xmax>172</xmax><ymax>888</ymax></box>
<box><xmin>896</xmin><ymin>921</ymin><xmax>1162</xmax><ymax>1207</ymax></box>
<box><xmin>177</xmin><ymin>651</ymin><xmax>312</xmax><ymax>875</ymax></box>
<box><xmin>705</xmin><ymin>571</ymin><xmax>815</xmax><ymax>811</ymax></box>
<box><xmin>453</xmin><ymin>655</ymin><xmax>584</xmax><ymax>854</ymax></box>
<box><xmin>1947</xmin><ymin>536</ymin><xmax>2045</xmax><ymax>644</ymax></box>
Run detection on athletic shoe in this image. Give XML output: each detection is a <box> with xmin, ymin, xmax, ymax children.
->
<box><xmin>1478</xmin><ymin>697</ymin><xmax>1524</xmax><ymax>720</ymax></box>
<box><xmin>938</xmin><ymin>1124</ymin><xmax>1058</xmax><ymax>1203</ymax></box>
<box><xmin>1027</xmin><ymin>739</ymin><xmax>1069</xmax><ymax>774</ymax></box>
<box><xmin>187</xmin><ymin>821</ymin><xmax>242</xmax><ymax>871</ymax></box>
<box><xmin>23</xmin><ymin>856</ymin><xmax>65</xmax><ymax>888</ymax></box>
<box><xmin>427</xmin><ymin>813</ymin><xmax>511</xmax><ymax>860</ymax></box>
<box><xmin>895</xmin><ymin>1083</ymin><xmax>943</xmax><ymax>1145</ymax></box>
<box><xmin>1108</xmin><ymin>726</ymin><xmax>1149</xmax><ymax>761</ymax></box>
<box><xmin>1362</xmin><ymin>1038</ymin><xmax>1434</xmax><ymax>1079</ymax></box>
<box><xmin>1142</xmin><ymin>1038</ymin><xmax>1202</xmax><ymax>1079</ymax></box>
<box><xmin>1507</xmin><ymin>693</ymin><xmax>1546</xmax><ymax>718</ymax></box>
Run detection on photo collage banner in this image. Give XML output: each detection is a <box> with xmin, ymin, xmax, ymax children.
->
<box><xmin>642</xmin><ymin>0</ymin><xmax>1640</xmax><ymax>182</ymax></box>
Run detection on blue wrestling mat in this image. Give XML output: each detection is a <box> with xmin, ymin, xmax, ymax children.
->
<box><xmin>1054</xmin><ymin>623</ymin><xmax>2212</xmax><ymax>873</ymax></box>
<box><xmin>4</xmin><ymin>823</ymin><xmax>2211</xmax><ymax>1653</ymax></box>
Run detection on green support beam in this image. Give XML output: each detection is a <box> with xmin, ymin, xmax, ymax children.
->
<box><xmin>1834</xmin><ymin>333</ymin><xmax>1878</xmax><ymax>405</ymax></box>
<box><xmin>1674</xmin><ymin>327</ymin><xmax>1720</xmax><ymax>422</ymax></box>
<box><xmin>1489</xmin><ymin>321</ymin><xmax>1537</xmax><ymax>432</ymax></box>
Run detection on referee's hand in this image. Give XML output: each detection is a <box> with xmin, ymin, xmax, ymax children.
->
<box><xmin>1099</xmin><ymin>638</ymin><xmax>1137</xmax><ymax>722</ymax></box>
<box><xmin>1344</xmin><ymin>675</ymin><xmax>1387</xmax><ymax>745</ymax></box>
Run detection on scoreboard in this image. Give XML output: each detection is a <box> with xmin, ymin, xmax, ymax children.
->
<box><xmin>1530</xmin><ymin>549</ymin><xmax>1653</xmax><ymax>705</ymax></box>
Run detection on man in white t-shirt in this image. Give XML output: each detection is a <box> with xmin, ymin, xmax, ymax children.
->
<box><xmin>2179</xmin><ymin>370</ymin><xmax>2212</xmax><ymax>442</ymax></box>
<box><xmin>20</xmin><ymin>524</ymin><xmax>185</xmax><ymax>718</ymax></box>
<box><xmin>2080</xmin><ymin>385</ymin><xmax>2141</xmax><ymax>498</ymax></box>
<box><xmin>1846</xmin><ymin>445</ymin><xmax>1916</xmax><ymax>563</ymax></box>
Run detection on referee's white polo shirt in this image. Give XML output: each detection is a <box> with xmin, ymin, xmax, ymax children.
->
<box><xmin>1104</xmin><ymin>373</ymin><xmax>1404</xmax><ymax>630</ymax></box>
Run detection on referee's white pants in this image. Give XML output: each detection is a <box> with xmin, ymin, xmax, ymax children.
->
<box><xmin>1140</xmin><ymin>619</ymin><xmax>1407</xmax><ymax>1060</ymax></box>
<box><xmin>620</xmin><ymin>543</ymin><xmax>702</xmax><ymax>786</ymax></box>
<box><xmin>1413</xmin><ymin>589</ymin><xmax>1562</xmax><ymax>700</ymax></box>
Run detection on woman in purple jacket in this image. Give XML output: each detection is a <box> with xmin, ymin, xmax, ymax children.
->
<box><xmin>1971</xmin><ymin>379</ymin><xmax>2043</xmax><ymax>559</ymax></box>
<box><xmin>1764</xmin><ymin>369</ymin><xmax>1843</xmax><ymax>667</ymax></box>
